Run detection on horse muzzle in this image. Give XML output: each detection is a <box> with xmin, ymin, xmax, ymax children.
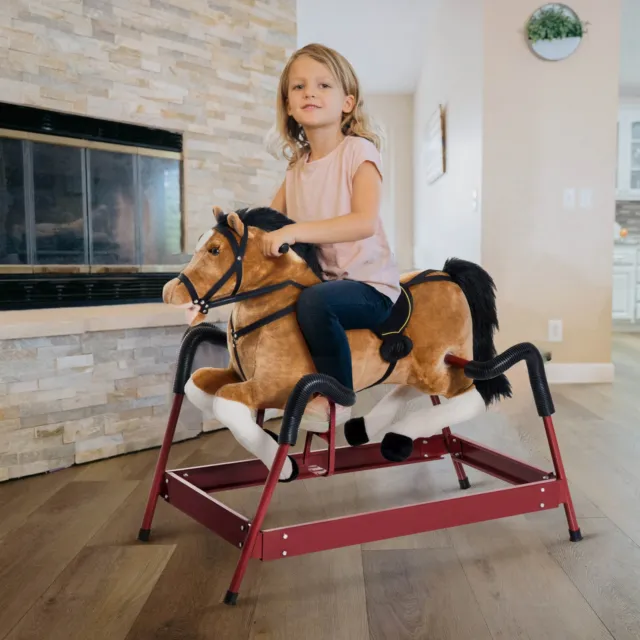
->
<box><xmin>162</xmin><ymin>277</ymin><xmax>190</xmax><ymax>306</ymax></box>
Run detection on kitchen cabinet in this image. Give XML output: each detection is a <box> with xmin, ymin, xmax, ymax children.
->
<box><xmin>613</xmin><ymin>244</ymin><xmax>638</xmax><ymax>321</ymax></box>
<box><xmin>617</xmin><ymin>104</ymin><xmax>640</xmax><ymax>201</ymax></box>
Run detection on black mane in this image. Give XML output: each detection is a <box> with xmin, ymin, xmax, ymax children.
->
<box><xmin>218</xmin><ymin>206</ymin><xmax>325</xmax><ymax>280</ymax></box>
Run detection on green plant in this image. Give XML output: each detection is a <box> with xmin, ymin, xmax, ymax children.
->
<box><xmin>527</xmin><ymin>4</ymin><xmax>588</xmax><ymax>42</ymax></box>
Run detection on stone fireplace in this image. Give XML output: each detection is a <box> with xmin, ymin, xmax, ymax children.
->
<box><xmin>0</xmin><ymin>0</ymin><xmax>295</xmax><ymax>481</ymax></box>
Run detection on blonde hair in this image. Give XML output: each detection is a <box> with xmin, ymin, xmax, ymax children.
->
<box><xmin>274</xmin><ymin>43</ymin><xmax>381</xmax><ymax>166</ymax></box>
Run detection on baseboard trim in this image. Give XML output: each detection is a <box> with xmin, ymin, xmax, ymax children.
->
<box><xmin>544</xmin><ymin>362</ymin><xmax>615</xmax><ymax>384</ymax></box>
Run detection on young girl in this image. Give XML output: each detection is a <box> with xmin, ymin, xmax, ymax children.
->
<box><xmin>261</xmin><ymin>43</ymin><xmax>402</xmax><ymax>427</ymax></box>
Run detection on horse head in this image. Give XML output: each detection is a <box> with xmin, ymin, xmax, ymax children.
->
<box><xmin>163</xmin><ymin>205</ymin><xmax>323</xmax><ymax>325</ymax></box>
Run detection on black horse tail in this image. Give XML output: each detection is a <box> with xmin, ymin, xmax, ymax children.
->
<box><xmin>442</xmin><ymin>257</ymin><xmax>512</xmax><ymax>406</ymax></box>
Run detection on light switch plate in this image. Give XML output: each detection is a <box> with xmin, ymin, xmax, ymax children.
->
<box><xmin>579</xmin><ymin>188</ymin><xmax>592</xmax><ymax>209</ymax></box>
<box><xmin>563</xmin><ymin>188</ymin><xmax>576</xmax><ymax>209</ymax></box>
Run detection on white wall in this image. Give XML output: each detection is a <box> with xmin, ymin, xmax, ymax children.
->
<box><xmin>481</xmin><ymin>0</ymin><xmax>619</xmax><ymax>364</ymax></box>
<box><xmin>367</xmin><ymin>94</ymin><xmax>415</xmax><ymax>271</ymax></box>
<box><xmin>620</xmin><ymin>0</ymin><xmax>640</xmax><ymax>98</ymax></box>
<box><xmin>413</xmin><ymin>0</ymin><xmax>484</xmax><ymax>271</ymax></box>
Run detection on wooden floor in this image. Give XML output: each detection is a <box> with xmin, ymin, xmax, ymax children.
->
<box><xmin>2</xmin><ymin>334</ymin><xmax>640</xmax><ymax>639</ymax></box>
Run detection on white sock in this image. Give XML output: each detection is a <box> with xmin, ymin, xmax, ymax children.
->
<box><xmin>213</xmin><ymin>397</ymin><xmax>293</xmax><ymax>481</ymax></box>
<box><xmin>363</xmin><ymin>385</ymin><xmax>427</xmax><ymax>440</ymax></box>
<box><xmin>184</xmin><ymin>378</ymin><xmax>215</xmax><ymax>418</ymax></box>
<box><xmin>384</xmin><ymin>388</ymin><xmax>485</xmax><ymax>441</ymax></box>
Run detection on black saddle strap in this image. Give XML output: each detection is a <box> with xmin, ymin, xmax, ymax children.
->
<box><xmin>232</xmin><ymin>304</ymin><xmax>297</xmax><ymax>341</ymax></box>
<box><xmin>362</xmin><ymin>361</ymin><xmax>396</xmax><ymax>391</ymax></box>
<box><xmin>229</xmin><ymin>303</ymin><xmax>298</xmax><ymax>381</ymax></box>
<box><xmin>229</xmin><ymin>313</ymin><xmax>248</xmax><ymax>382</ymax></box>
<box><xmin>362</xmin><ymin>269</ymin><xmax>453</xmax><ymax>390</ymax></box>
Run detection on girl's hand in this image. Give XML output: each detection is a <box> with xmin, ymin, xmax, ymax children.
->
<box><xmin>260</xmin><ymin>227</ymin><xmax>296</xmax><ymax>257</ymax></box>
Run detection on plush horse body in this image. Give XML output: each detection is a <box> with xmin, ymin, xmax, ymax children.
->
<box><xmin>162</xmin><ymin>207</ymin><xmax>511</xmax><ymax>481</ymax></box>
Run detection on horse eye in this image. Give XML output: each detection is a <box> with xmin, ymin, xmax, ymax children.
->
<box><xmin>210</xmin><ymin>247</ymin><xmax>220</xmax><ymax>256</ymax></box>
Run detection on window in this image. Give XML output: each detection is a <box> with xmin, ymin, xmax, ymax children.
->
<box><xmin>0</xmin><ymin>103</ymin><xmax>187</xmax><ymax>310</ymax></box>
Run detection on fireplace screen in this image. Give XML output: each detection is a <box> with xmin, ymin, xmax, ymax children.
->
<box><xmin>0</xmin><ymin>104</ymin><xmax>188</xmax><ymax>310</ymax></box>
<box><xmin>0</xmin><ymin>137</ymin><xmax>185</xmax><ymax>268</ymax></box>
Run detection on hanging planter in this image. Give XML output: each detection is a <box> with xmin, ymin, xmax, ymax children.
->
<box><xmin>526</xmin><ymin>4</ymin><xmax>588</xmax><ymax>61</ymax></box>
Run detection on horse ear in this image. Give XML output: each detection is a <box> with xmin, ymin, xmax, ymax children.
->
<box><xmin>226</xmin><ymin>211</ymin><xmax>245</xmax><ymax>237</ymax></box>
<box><xmin>212</xmin><ymin>205</ymin><xmax>224</xmax><ymax>222</ymax></box>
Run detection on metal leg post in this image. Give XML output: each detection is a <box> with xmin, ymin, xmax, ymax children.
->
<box><xmin>224</xmin><ymin>443</ymin><xmax>290</xmax><ymax>605</ymax></box>
<box><xmin>138</xmin><ymin>394</ymin><xmax>184</xmax><ymax>541</ymax></box>
<box><xmin>432</xmin><ymin>395</ymin><xmax>471</xmax><ymax>490</ymax></box>
<box><xmin>543</xmin><ymin>416</ymin><xmax>582</xmax><ymax>541</ymax></box>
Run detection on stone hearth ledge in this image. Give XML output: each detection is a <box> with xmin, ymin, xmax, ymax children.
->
<box><xmin>0</xmin><ymin>304</ymin><xmax>231</xmax><ymax>341</ymax></box>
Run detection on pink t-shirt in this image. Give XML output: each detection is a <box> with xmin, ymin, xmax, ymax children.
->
<box><xmin>285</xmin><ymin>135</ymin><xmax>401</xmax><ymax>303</ymax></box>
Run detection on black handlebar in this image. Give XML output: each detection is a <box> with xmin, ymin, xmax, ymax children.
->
<box><xmin>462</xmin><ymin>341</ymin><xmax>554</xmax><ymax>417</ymax></box>
<box><xmin>173</xmin><ymin>323</ymin><xmax>228</xmax><ymax>394</ymax></box>
<box><xmin>278</xmin><ymin>373</ymin><xmax>357</xmax><ymax>445</ymax></box>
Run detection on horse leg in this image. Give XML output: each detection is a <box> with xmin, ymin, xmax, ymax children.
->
<box><xmin>379</xmin><ymin>385</ymin><xmax>486</xmax><ymax>461</ymax></box>
<box><xmin>213</xmin><ymin>381</ymin><xmax>298</xmax><ymax>482</ymax></box>
<box><xmin>344</xmin><ymin>385</ymin><xmax>427</xmax><ymax>446</ymax></box>
<box><xmin>184</xmin><ymin>367</ymin><xmax>241</xmax><ymax>415</ymax></box>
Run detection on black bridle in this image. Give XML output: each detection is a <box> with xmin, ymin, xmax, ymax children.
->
<box><xmin>176</xmin><ymin>224</ymin><xmax>295</xmax><ymax>315</ymax></box>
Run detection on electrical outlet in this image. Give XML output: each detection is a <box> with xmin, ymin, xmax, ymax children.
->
<box><xmin>548</xmin><ymin>319</ymin><xmax>563</xmax><ymax>342</ymax></box>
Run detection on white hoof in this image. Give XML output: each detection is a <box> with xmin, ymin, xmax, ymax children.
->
<box><xmin>383</xmin><ymin>387</ymin><xmax>486</xmax><ymax>441</ymax></box>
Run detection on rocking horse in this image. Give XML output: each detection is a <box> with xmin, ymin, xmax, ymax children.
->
<box><xmin>138</xmin><ymin>206</ymin><xmax>582</xmax><ymax>606</ymax></box>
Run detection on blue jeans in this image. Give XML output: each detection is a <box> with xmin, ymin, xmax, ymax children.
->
<box><xmin>296</xmin><ymin>280</ymin><xmax>394</xmax><ymax>390</ymax></box>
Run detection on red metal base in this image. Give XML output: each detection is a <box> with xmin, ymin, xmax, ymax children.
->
<box><xmin>139</xmin><ymin>393</ymin><xmax>582</xmax><ymax>605</ymax></box>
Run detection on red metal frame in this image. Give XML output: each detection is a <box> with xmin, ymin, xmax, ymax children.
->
<box><xmin>139</xmin><ymin>365</ymin><xmax>582</xmax><ymax>605</ymax></box>
<box><xmin>260</xmin><ymin>478</ymin><xmax>563</xmax><ymax>560</ymax></box>
<box><xmin>138</xmin><ymin>394</ymin><xmax>184</xmax><ymax>541</ymax></box>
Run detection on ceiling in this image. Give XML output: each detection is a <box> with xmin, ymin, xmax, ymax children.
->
<box><xmin>296</xmin><ymin>0</ymin><xmax>432</xmax><ymax>94</ymax></box>
<box><xmin>297</xmin><ymin>0</ymin><xmax>640</xmax><ymax>97</ymax></box>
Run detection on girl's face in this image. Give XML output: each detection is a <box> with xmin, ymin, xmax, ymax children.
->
<box><xmin>286</xmin><ymin>55</ymin><xmax>355</xmax><ymax>131</ymax></box>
